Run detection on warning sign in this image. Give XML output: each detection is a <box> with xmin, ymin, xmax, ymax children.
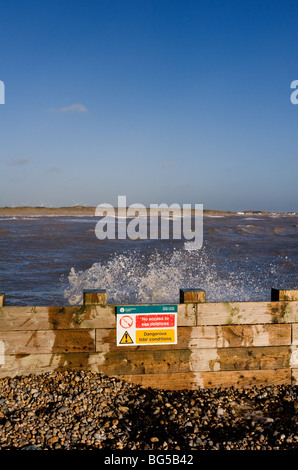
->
<box><xmin>135</xmin><ymin>314</ymin><xmax>175</xmax><ymax>329</ymax></box>
<box><xmin>120</xmin><ymin>316</ymin><xmax>133</xmax><ymax>329</ymax></box>
<box><xmin>120</xmin><ymin>331</ymin><xmax>134</xmax><ymax>344</ymax></box>
<box><xmin>136</xmin><ymin>329</ymin><xmax>176</xmax><ymax>344</ymax></box>
<box><xmin>116</xmin><ymin>305</ymin><xmax>177</xmax><ymax>346</ymax></box>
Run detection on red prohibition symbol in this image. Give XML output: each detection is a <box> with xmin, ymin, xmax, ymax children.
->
<box><xmin>120</xmin><ymin>315</ymin><xmax>133</xmax><ymax>329</ymax></box>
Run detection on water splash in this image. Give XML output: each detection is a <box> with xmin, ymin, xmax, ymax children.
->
<box><xmin>62</xmin><ymin>243</ymin><xmax>273</xmax><ymax>305</ymax></box>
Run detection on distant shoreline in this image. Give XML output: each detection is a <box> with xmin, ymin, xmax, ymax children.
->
<box><xmin>0</xmin><ymin>206</ymin><xmax>296</xmax><ymax>217</ymax></box>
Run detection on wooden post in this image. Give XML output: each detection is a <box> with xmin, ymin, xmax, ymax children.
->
<box><xmin>83</xmin><ymin>289</ymin><xmax>107</xmax><ymax>305</ymax></box>
<box><xmin>0</xmin><ymin>294</ymin><xmax>5</xmax><ymax>307</ymax></box>
<box><xmin>180</xmin><ymin>288</ymin><xmax>206</xmax><ymax>303</ymax></box>
<box><xmin>271</xmin><ymin>288</ymin><xmax>298</xmax><ymax>301</ymax></box>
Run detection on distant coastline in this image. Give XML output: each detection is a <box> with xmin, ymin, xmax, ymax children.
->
<box><xmin>0</xmin><ymin>206</ymin><xmax>296</xmax><ymax>217</ymax></box>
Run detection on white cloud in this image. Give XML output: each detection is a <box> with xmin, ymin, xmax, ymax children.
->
<box><xmin>59</xmin><ymin>104</ymin><xmax>87</xmax><ymax>113</ymax></box>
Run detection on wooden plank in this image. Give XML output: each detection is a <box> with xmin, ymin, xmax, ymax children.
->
<box><xmin>0</xmin><ymin>295</ymin><xmax>4</xmax><ymax>307</ymax></box>
<box><xmin>190</xmin><ymin>346</ymin><xmax>291</xmax><ymax>372</ymax></box>
<box><xmin>1</xmin><ymin>300</ymin><xmax>298</xmax><ymax>329</ymax></box>
<box><xmin>0</xmin><ymin>305</ymin><xmax>116</xmax><ymax>330</ymax></box>
<box><xmin>188</xmin><ymin>324</ymin><xmax>291</xmax><ymax>348</ymax></box>
<box><xmin>2</xmin><ymin>300</ymin><xmax>296</xmax><ymax>330</ymax></box>
<box><xmin>292</xmin><ymin>324</ymin><xmax>298</xmax><ymax>346</ymax></box>
<box><xmin>0</xmin><ymin>350</ymin><xmax>187</xmax><ymax>379</ymax></box>
<box><xmin>115</xmin><ymin>369</ymin><xmax>292</xmax><ymax>390</ymax></box>
<box><xmin>177</xmin><ymin>303</ymin><xmax>196</xmax><ymax>326</ymax></box>
<box><xmin>291</xmin><ymin>368</ymin><xmax>298</xmax><ymax>385</ymax></box>
<box><xmin>0</xmin><ymin>329</ymin><xmax>95</xmax><ymax>354</ymax></box>
<box><xmin>0</xmin><ymin>352</ymin><xmax>106</xmax><ymax>378</ymax></box>
<box><xmin>197</xmin><ymin>301</ymin><xmax>298</xmax><ymax>325</ymax></box>
<box><xmin>97</xmin><ymin>346</ymin><xmax>291</xmax><ymax>375</ymax></box>
<box><xmin>0</xmin><ymin>304</ymin><xmax>195</xmax><ymax>330</ymax></box>
<box><xmin>290</xmin><ymin>346</ymin><xmax>298</xmax><ymax>369</ymax></box>
<box><xmin>95</xmin><ymin>324</ymin><xmax>291</xmax><ymax>353</ymax></box>
<box><xmin>92</xmin><ymin>349</ymin><xmax>191</xmax><ymax>375</ymax></box>
<box><xmin>0</xmin><ymin>350</ymin><xmax>293</xmax><ymax>389</ymax></box>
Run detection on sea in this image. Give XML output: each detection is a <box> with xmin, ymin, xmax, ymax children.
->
<box><xmin>0</xmin><ymin>212</ymin><xmax>297</xmax><ymax>306</ymax></box>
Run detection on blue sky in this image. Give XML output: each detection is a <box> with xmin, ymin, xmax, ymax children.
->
<box><xmin>0</xmin><ymin>0</ymin><xmax>297</xmax><ymax>212</ymax></box>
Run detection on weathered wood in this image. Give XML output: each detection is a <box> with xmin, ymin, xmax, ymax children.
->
<box><xmin>190</xmin><ymin>346</ymin><xmax>291</xmax><ymax>372</ymax></box>
<box><xmin>196</xmin><ymin>301</ymin><xmax>298</xmax><ymax>325</ymax></box>
<box><xmin>0</xmin><ymin>329</ymin><xmax>95</xmax><ymax>354</ymax></box>
<box><xmin>1</xmin><ymin>345</ymin><xmax>290</xmax><ymax>379</ymax></box>
<box><xmin>0</xmin><ymin>352</ymin><xmax>105</xmax><ymax>378</ymax></box>
<box><xmin>95</xmin><ymin>324</ymin><xmax>291</xmax><ymax>353</ymax></box>
<box><xmin>66</xmin><ymin>346</ymin><xmax>294</xmax><ymax>375</ymax></box>
<box><xmin>271</xmin><ymin>288</ymin><xmax>298</xmax><ymax>301</ymax></box>
<box><xmin>290</xmin><ymin>346</ymin><xmax>298</xmax><ymax>369</ymax></box>
<box><xmin>4</xmin><ymin>301</ymin><xmax>291</xmax><ymax>331</ymax></box>
<box><xmin>0</xmin><ymin>295</ymin><xmax>4</xmax><ymax>307</ymax></box>
<box><xmin>187</xmin><ymin>324</ymin><xmax>291</xmax><ymax>348</ymax></box>
<box><xmin>292</xmin><ymin>324</ymin><xmax>298</xmax><ymax>346</ymax></box>
<box><xmin>0</xmin><ymin>352</ymin><xmax>291</xmax><ymax>388</ymax></box>
<box><xmin>114</xmin><ymin>369</ymin><xmax>292</xmax><ymax>390</ymax></box>
<box><xmin>94</xmin><ymin>349</ymin><xmax>191</xmax><ymax>375</ymax></box>
<box><xmin>180</xmin><ymin>289</ymin><xmax>206</xmax><ymax>304</ymax></box>
<box><xmin>83</xmin><ymin>289</ymin><xmax>107</xmax><ymax>305</ymax></box>
<box><xmin>0</xmin><ymin>305</ymin><xmax>116</xmax><ymax>330</ymax></box>
<box><xmin>0</xmin><ymin>304</ymin><xmax>196</xmax><ymax>330</ymax></box>
<box><xmin>177</xmin><ymin>303</ymin><xmax>197</xmax><ymax>326</ymax></box>
<box><xmin>292</xmin><ymin>368</ymin><xmax>298</xmax><ymax>385</ymax></box>
<box><xmin>99</xmin><ymin>346</ymin><xmax>291</xmax><ymax>375</ymax></box>
<box><xmin>0</xmin><ymin>294</ymin><xmax>297</xmax><ymax>389</ymax></box>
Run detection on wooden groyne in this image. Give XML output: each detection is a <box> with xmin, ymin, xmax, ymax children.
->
<box><xmin>0</xmin><ymin>288</ymin><xmax>298</xmax><ymax>389</ymax></box>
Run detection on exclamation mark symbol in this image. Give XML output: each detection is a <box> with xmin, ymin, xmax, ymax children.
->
<box><xmin>120</xmin><ymin>330</ymin><xmax>133</xmax><ymax>344</ymax></box>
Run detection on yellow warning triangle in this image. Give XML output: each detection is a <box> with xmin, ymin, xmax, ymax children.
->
<box><xmin>120</xmin><ymin>331</ymin><xmax>134</xmax><ymax>344</ymax></box>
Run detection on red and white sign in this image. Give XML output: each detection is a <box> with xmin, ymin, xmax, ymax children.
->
<box><xmin>135</xmin><ymin>314</ymin><xmax>175</xmax><ymax>328</ymax></box>
<box><xmin>119</xmin><ymin>315</ymin><xmax>133</xmax><ymax>329</ymax></box>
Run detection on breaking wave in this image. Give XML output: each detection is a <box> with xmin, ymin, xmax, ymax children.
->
<box><xmin>62</xmin><ymin>243</ymin><xmax>278</xmax><ymax>305</ymax></box>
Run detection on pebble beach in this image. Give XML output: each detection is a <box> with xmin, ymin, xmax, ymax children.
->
<box><xmin>0</xmin><ymin>370</ymin><xmax>297</xmax><ymax>451</ymax></box>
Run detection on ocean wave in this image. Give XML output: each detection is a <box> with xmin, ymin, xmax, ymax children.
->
<box><xmin>0</xmin><ymin>216</ymin><xmax>38</xmax><ymax>221</ymax></box>
<box><xmin>62</xmin><ymin>245</ymin><xmax>270</xmax><ymax>306</ymax></box>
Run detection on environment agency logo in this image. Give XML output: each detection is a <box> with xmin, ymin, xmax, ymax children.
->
<box><xmin>95</xmin><ymin>196</ymin><xmax>203</xmax><ymax>250</ymax></box>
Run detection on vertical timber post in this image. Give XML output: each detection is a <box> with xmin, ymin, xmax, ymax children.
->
<box><xmin>180</xmin><ymin>288</ymin><xmax>206</xmax><ymax>303</ymax></box>
<box><xmin>0</xmin><ymin>294</ymin><xmax>5</xmax><ymax>307</ymax></box>
<box><xmin>271</xmin><ymin>289</ymin><xmax>298</xmax><ymax>301</ymax></box>
<box><xmin>83</xmin><ymin>289</ymin><xmax>107</xmax><ymax>305</ymax></box>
